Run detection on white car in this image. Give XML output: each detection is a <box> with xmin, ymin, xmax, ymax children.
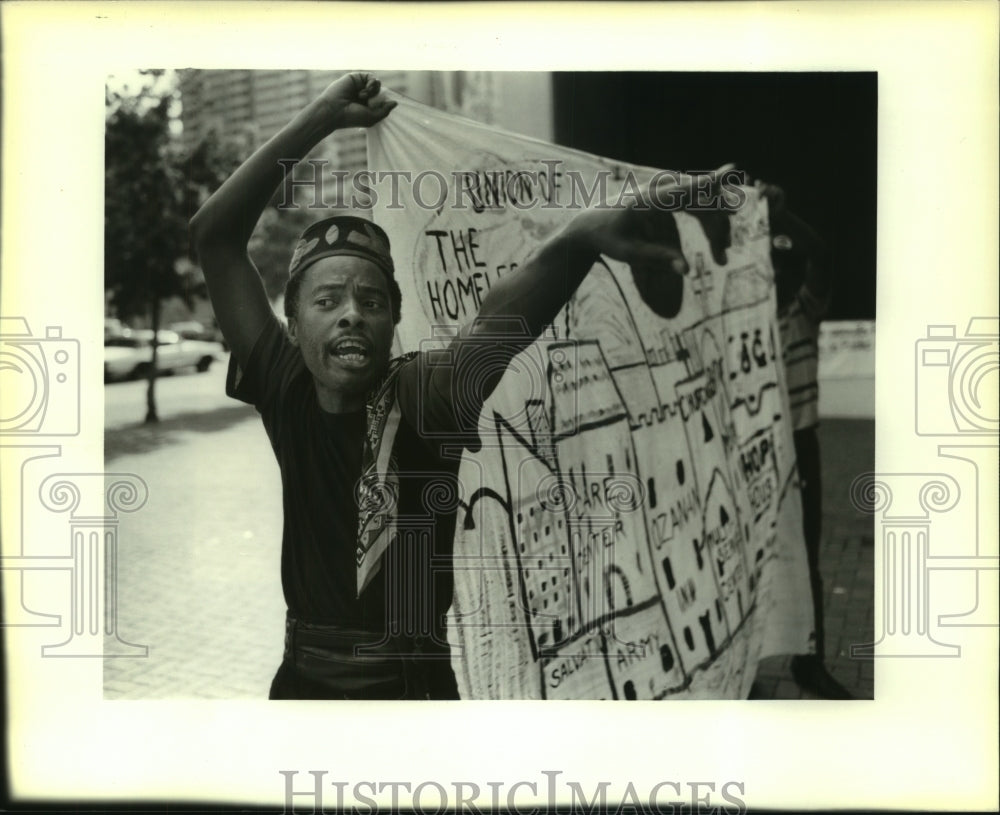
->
<box><xmin>104</xmin><ymin>329</ymin><xmax>223</xmax><ymax>382</ymax></box>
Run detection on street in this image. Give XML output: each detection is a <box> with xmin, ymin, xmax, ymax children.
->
<box><xmin>103</xmin><ymin>363</ymin><xmax>874</xmax><ymax>700</ymax></box>
<box><xmin>104</xmin><ymin>354</ymin><xmax>236</xmax><ymax>431</ymax></box>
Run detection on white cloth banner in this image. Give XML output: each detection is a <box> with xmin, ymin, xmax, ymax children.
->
<box><xmin>368</xmin><ymin>94</ymin><xmax>812</xmax><ymax>699</ymax></box>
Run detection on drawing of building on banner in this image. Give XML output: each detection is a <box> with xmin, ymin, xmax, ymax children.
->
<box><xmin>485</xmin><ymin>253</ymin><xmax>794</xmax><ymax>698</ymax></box>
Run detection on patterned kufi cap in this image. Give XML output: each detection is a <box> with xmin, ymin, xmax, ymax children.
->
<box><xmin>288</xmin><ymin>216</ymin><xmax>395</xmax><ymax>282</ymax></box>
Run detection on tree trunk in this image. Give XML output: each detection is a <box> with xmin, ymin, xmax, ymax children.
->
<box><xmin>144</xmin><ymin>297</ymin><xmax>160</xmax><ymax>423</ymax></box>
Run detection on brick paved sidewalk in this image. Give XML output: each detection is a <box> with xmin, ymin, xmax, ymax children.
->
<box><xmin>104</xmin><ymin>406</ymin><xmax>286</xmax><ymax>699</ymax></box>
<box><xmin>751</xmin><ymin>530</ymin><xmax>875</xmax><ymax>699</ymax></box>
<box><xmin>752</xmin><ymin>418</ymin><xmax>876</xmax><ymax>699</ymax></box>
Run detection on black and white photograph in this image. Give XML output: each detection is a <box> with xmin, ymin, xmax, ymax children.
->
<box><xmin>99</xmin><ymin>68</ymin><xmax>876</xmax><ymax>704</ymax></box>
<box><xmin>2</xmin><ymin>2</ymin><xmax>996</xmax><ymax>812</ymax></box>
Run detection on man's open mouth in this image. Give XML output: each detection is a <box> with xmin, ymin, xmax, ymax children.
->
<box><xmin>329</xmin><ymin>337</ymin><xmax>371</xmax><ymax>364</ymax></box>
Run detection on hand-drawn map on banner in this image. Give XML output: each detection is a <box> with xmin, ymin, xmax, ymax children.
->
<box><xmin>368</xmin><ymin>94</ymin><xmax>813</xmax><ymax>699</ymax></box>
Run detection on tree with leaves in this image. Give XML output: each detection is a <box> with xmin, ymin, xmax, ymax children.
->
<box><xmin>248</xmin><ymin>203</ymin><xmax>319</xmax><ymax>304</ymax></box>
<box><xmin>104</xmin><ymin>72</ymin><xmax>238</xmax><ymax>422</ymax></box>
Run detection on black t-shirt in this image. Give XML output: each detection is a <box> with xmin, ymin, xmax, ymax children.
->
<box><xmin>226</xmin><ymin>317</ymin><xmax>464</xmax><ymax>638</ymax></box>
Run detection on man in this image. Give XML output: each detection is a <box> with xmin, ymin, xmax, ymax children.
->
<box><xmin>764</xmin><ymin>183</ymin><xmax>853</xmax><ymax>700</ymax></box>
<box><xmin>191</xmin><ymin>73</ymin><xmax>727</xmax><ymax>699</ymax></box>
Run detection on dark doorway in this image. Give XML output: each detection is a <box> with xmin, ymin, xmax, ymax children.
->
<box><xmin>553</xmin><ymin>72</ymin><xmax>877</xmax><ymax>320</ymax></box>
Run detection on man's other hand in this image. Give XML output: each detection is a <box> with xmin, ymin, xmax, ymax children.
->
<box><xmin>567</xmin><ymin>163</ymin><xmax>737</xmax><ymax>274</ymax></box>
<box><xmin>754</xmin><ymin>179</ymin><xmax>786</xmax><ymax>216</ymax></box>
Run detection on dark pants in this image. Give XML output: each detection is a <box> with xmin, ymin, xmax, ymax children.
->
<box><xmin>794</xmin><ymin>427</ymin><xmax>826</xmax><ymax>659</ymax></box>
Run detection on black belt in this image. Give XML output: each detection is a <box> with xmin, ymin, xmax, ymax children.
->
<box><xmin>283</xmin><ymin>613</ymin><xmax>411</xmax><ymax>699</ymax></box>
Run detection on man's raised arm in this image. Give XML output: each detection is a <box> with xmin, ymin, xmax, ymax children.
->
<box><xmin>189</xmin><ymin>73</ymin><xmax>395</xmax><ymax>366</ymax></box>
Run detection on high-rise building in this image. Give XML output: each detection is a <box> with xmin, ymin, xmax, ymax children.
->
<box><xmin>177</xmin><ymin>69</ymin><xmax>436</xmax><ymax>170</ymax></box>
<box><xmin>177</xmin><ymin>69</ymin><xmax>553</xmax><ymax>171</ymax></box>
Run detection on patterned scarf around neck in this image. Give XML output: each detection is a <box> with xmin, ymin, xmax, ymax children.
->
<box><xmin>354</xmin><ymin>352</ymin><xmax>416</xmax><ymax>596</ymax></box>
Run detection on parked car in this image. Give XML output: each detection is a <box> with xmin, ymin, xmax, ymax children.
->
<box><xmin>104</xmin><ymin>329</ymin><xmax>223</xmax><ymax>382</ymax></box>
<box><xmin>169</xmin><ymin>319</ymin><xmax>228</xmax><ymax>348</ymax></box>
<box><xmin>105</xmin><ymin>317</ymin><xmax>125</xmax><ymax>339</ymax></box>
<box><xmin>167</xmin><ymin>320</ymin><xmax>209</xmax><ymax>340</ymax></box>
